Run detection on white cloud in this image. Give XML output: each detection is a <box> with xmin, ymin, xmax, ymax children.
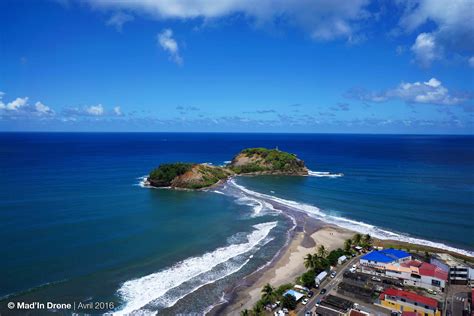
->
<box><xmin>0</xmin><ymin>93</ymin><xmax>55</xmax><ymax>117</ymax></box>
<box><xmin>411</xmin><ymin>33</ymin><xmax>441</xmax><ymax>68</ymax></box>
<box><xmin>113</xmin><ymin>106</ymin><xmax>122</xmax><ymax>115</ymax></box>
<box><xmin>157</xmin><ymin>29</ymin><xmax>183</xmax><ymax>65</ymax></box>
<box><xmin>83</xmin><ymin>0</ymin><xmax>370</xmax><ymax>41</ymax></box>
<box><xmin>5</xmin><ymin>97</ymin><xmax>29</xmax><ymax>111</ymax></box>
<box><xmin>35</xmin><ymin>102</ymin><xmax>54</xmax><ymax>114</ymax></box>
<box><xmin>398</xmin><ymin>0</ymin><xmax>474</xmax><ymax>66</ymax></box>
<box><xmin>347</xmin><ymin>78</ymin><xmax>469</xmax><ymax>106</ymax></box>
<box><xmin>469</xmin><ymin>56</ymin><xmax>474</xmax><ymax>68</ymax></box>
<box><xmin>85</xmin><ymin>104</ymin><xmax>104</xmax><ymax>116</ymax></box>
<box><xmin>106</xmin><ymin>12</ymin><xmax>134</xmax><ymax>31</ymax></box>
<box><xmin>390</xmin><ymin>78</ymin><xmax>464</xmax><ymax>105</ymax></box>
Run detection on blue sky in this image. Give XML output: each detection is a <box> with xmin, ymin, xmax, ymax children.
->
<box><xmin>1</xmin><ymin>0</ymin><xmax>473</xmax><ymax>133</ymax></box>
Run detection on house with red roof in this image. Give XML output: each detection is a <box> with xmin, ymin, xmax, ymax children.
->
<box><xmin>384</xmin><ymin>260</ymin><xmax>448</xmax><ymax>292</ymax></box>
<box><xmin>378</xmin><ymin>288</ymin><xmax>441</xmax><ymax>316</ymax></box>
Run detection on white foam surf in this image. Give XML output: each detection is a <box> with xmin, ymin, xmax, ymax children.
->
<box><xmin>135</xmin><ymin>175</ymin><xmax>149</xmax><ymax>188</ymax></box>
<box><xmin>229</xmin><ymin>179</ymin><xmax>474</xmax><ymax>258</ymax></box>
<box><xmin>115</xmin><ymin>221</ymin><xmax>277</xmax><ymax>315</ymax></box>
<box><xmin>308</xmin><ymin>170</ymin><xmax>344</xmax><ymax>178</ymax></box>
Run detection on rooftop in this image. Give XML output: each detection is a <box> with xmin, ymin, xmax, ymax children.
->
<box><xmin>349</xmin><ymin>310</ymin><xmax>370</xmax><ymax>316</ymax></box>
<box><xmin>433</xmin><ymin>253</ymin><xmax>472</xmax><ymax>268</ymax></box>
<box><xmin>395</xmin><ymin>260</ymin><xmax>448</xmax><ymax>280</ymax></box>
<box><xmin>361</xmin><ymin>249</ymin><xmax>410</xmax><ymax>263</ymax></box>
<box><xmin>418</xmin><ymin>262</ymin><xmax>448</xmax><ymax>280</ymax></box>
<box><xmin>283</xmin><ymin>289</ymin><xmax>305</xmax><ymax>301</ymax></box>
<box><xmin>381</xmin><ymin>288</ymin><xmax>439</xmax><ymax>308</ymax></box>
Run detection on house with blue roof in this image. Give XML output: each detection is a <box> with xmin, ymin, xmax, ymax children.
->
<box><xmin>360</xmin><ymin>248</ymin><xmax>411</xmax><ymax>270</ymax></box>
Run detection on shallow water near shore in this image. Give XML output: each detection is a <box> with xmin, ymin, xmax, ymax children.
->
<box><xmin>0</xmin><ymin>132</ymin><xmax>473</xmax><ymax>314</ymax></box>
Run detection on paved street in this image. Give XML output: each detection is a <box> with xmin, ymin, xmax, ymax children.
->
<box><xmin>297</xmin><ymin>255</ymin><xmax>359</xmax><ymax>316</ymax></box>
<box><xmin>445</xmin><ymin>285</ymin><xmax>470</xmax><ymax>316</ymax></box>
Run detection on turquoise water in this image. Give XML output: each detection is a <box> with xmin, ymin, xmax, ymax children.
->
<box><xmin>0</xmin><ymin>133</ymin><xmax>472</xmax><ymax>314</ymax></box>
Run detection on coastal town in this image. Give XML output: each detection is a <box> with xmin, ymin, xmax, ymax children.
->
<box><xmin>240</xmin><ymin>234</ymin><xmax>474</xmax><ymax>316</ymax></box>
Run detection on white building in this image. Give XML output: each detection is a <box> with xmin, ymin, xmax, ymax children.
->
<box><xmin>384</xmin><ymin>260</ymin><xmax>448</xmax><ymax>292</ymax></box>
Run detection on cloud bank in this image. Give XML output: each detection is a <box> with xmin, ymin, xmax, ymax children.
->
<box><xmin>346</xmin><ymin>78</ymin><xmax>470</xmax><ymax>106</ymax></box>
<box><xmin>84</xmin><ymin>0</ymin><xmax>371</xmax><ymax>41</ymax></box>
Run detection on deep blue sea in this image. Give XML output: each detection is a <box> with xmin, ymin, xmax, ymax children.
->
<box><xmin>0</xmin><ymin>133</ymin><xmax>473</xmax><ymax>314</ymax></box>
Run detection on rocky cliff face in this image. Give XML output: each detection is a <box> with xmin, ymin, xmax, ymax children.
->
<box><xmin>147</xmin><ymin>148</ymin><xmax>308</xmax><ymax>189</ymax></box>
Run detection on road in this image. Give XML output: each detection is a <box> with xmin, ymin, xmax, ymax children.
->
<box><xmin>445</xmin><ymin>286</ymin><xmax>470</xmax><ymax>316</ymax></box>
<box><xmin>297</xmin><ymin>255</ymin><xmax>360</xmax><ymax>316</ymax></box>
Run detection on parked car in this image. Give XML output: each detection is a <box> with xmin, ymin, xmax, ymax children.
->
<box><xmin>371</xmin><ymin>276</ymin><xmax>382</xmax><ymax>282</ymax></box>
<box><xmin>307</xmin><ymin>290</ymin><xmax>314</xmax><ymax>298</ymax></box>
<box><xmin>302</xmin><ymin>298</ymin><xmax>309</xmax><ymax>305</ymax></box>
<box><xmin>320</xmin><ymin>288</ymin><xmax>327</xmax><ymax>295</ymax></box>
<box><xmin>330</xmin><ymin>271</ymin><xmax>337</xmax><ymax>278</ymax></box>
<box><xmin>305</xmin><ymin>311</ymin><xmax>313</xmax><ymax>316</ymax></box>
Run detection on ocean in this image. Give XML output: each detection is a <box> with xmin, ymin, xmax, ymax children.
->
<box><xmin>0</xmin><ymin>132</ymin><xmax>473</xmax><ymax>315</ymax></box>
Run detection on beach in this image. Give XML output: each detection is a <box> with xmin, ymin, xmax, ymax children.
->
<box><xmin>1</xmin><ymin>133</ymin><xmax>473</xmax><ymax>315</ymax></box>
<box><xmin>211</xmin><ymin>213</ymin><xmax>474</xmax><ymax>316</ymax></box>
<box><xmin>211</xmin><ymin>214</ymin><xmax>355</xmax><ymax>315</ymax></box>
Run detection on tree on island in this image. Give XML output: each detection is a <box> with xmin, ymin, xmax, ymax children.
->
<box><xmin>344</xmin><ymin>238</ymin><xmax>353</xmax><ymax>253</ymax></box>
<box><xmin>252</xmin><ymin>301</ymin><xmax>264</xmax><ymax>316</ymax></box>
<box><xmin>361</xmin><ymin>234</ymin><xmax>373</xmax><ymax>248</ymax></box>
<box><xmin>240</xmin><ymin>309</ymin><xmax>250</xmax><ymax>316</ymax></box>
<box><xmin>261</xmin><ymin>283</ymin><xmax>275</xmax><ymax>304</ymax></box>
<box><xmin>281</xmin><ymin>294</ymin><xmax>297</xmax><ymax>310</ymax></box>
<box><xmin>304</xmin><ymin>253</ymin><xmax>316</xmax><ymax>270</ymax></box>
<box><xmin>300</xmin><ymin>270</ymin><xmax>316</xmax><ymax>288</ymax></box>
<box><xmin>317</xmin><ymin>245</ymin><xmax>328</xmax><ymax>258</ymax></box>
<box><xmin>353</xmin><ymin>233</ymin><xmax>363</xmax><ymax>246</ymax></box>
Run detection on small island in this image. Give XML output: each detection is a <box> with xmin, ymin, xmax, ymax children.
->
<box><xmin>147</xmin><ymin>147</ymin><xmax>308</xmax><ymax>189</ymax></box>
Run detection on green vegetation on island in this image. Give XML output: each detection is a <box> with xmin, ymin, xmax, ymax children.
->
<box><xmin>147</xmin><ymin>147</ymin><xmax>308</xmax><ymax>189</ymax></box>
<box><xmin>229</xmin><ymin>147</ymin><xmax>307</xmax><ymax>174</ymax></box>
<box><xmin>148</xmin><ymin>163</ymin><xmax>194</xmax><ymax>187</ymax></box>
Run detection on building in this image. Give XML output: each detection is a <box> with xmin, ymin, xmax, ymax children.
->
<box><xmin>347</xmin><ymin>310</ymin><xmax>370</xmax><ymax>316</ymax></box>
<box><xmin>378</xmin><ymin>288</ymin><xmax>441</xmax><ymax>316</ymax></box>
<box><xmin>360</xmin><ymin>249</ymin><xmax>411</xmax><ymax>271</ymax></box>
<box><xmin>315</xmin><ymin>305</ymin><xmax>344</xmax><ymax>316</ymax></box>
<box><xmin>283</xmin><ymin>289</ymin><xmax>304</xmax><ymax>302</ymax></box>
<box><xmin>338</xmin><ymin>255</ymin><xmax>348</xmax><ymax>265</ymax></box>
<box><xmin>384</xmin><ymin>260</ymin><xmax>448</xmax><ymax>292</ymax></box>
<box><xmin>430</xmin><ymin>253</ymin><xmax>474</xmax><ymax>285</ymax></box>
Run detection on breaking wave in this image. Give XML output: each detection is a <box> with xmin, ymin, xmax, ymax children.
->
<box><xmin>229</xmin><ymin>179</ymin><xmax>474</xmax><ymax>257</ymax></box>
<box><xmin>115</xmin><ymin>221</ymin><xmax>277</xmax><ymax>315</ymax></box>
<box><xmin>308</xmin><ymin>170</ymin><xmax>344</xmax><ymax>178</ymax></box>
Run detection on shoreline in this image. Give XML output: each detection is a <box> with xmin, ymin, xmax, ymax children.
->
<box><xmin>209</xmin><ymin>216</ymin><xmax>474</xmax><ymax>316</ymax></box>
<box><xmin>209</xmin><ymin>210</ymin><xmax>354</xmax><ymax>315</ymax></box>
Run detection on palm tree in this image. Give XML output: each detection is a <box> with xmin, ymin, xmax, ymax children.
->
<box><xmin>313</xmin><ymin>256</ymin><xmax>325</xmax><ymax>271</ymax></box>
<box><xmin>304</xmin><ymin>253</ymin><xmax>315</xmax><ymax>270</ymax></box>
<box><xmin>261</xmin><ymin>283</ymin><xmax>274</xmax><ymax>300</ymax></box>
<box><xmin>344</xmin><ymin>238</ymin><xmax>353</xmax><ymax>253</ymax></box>
<box><xmin>353</xmin><ymin>233</ymin><xmax>362</xmax><ymax>246</ymax></box>
<box><xmin>363</xmin><ymin>234</ymin><xmax>372</xmax><ymax>245</ymax></box>
<box><xmin>253</xmin><ymin>303</ymin><xmax>263</xmax><ymax>316</ymax></box>
<box><xmin>317</xmin><ymin>245</ymin><xmax>328</xmax><ymax>258</ymax></box>
<box><xmin>240</xmin><ymin>309</ymin><xmax>250</xmax><ymax>316</ymax></box>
